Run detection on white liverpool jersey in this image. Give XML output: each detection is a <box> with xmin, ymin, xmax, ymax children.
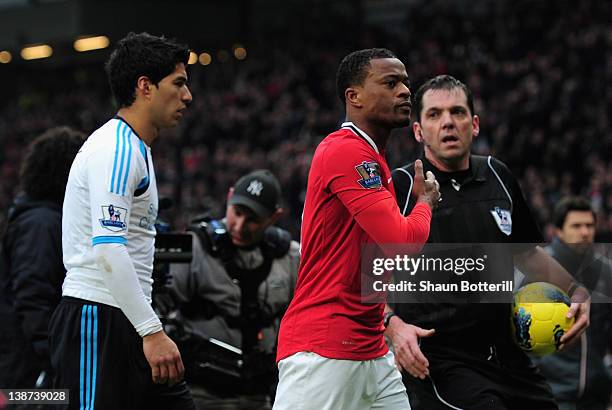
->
<box><xmin>62</xmin><ymin>116</ymin><xmax>158</xmax><ymax>306</ymax></box>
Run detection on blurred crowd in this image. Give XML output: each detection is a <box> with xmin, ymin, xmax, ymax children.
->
<box><xmin>1</xmin><ymin>0</ymin><xmax>611</xmax><ymax>241</ymax></box>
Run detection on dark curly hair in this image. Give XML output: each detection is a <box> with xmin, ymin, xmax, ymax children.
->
<box><xmin>105</xmin><ymin>32</ymin><xmax>190</xmax><ymax>108</ymax></box>
<box><xmin>336</xmin><ymin>48</ymin><xmax>397</xmax><ymax>104</ymax></box>
<box><xmin>20</xmin><ymin>126</ymin><xmax>86</xmax><ymax>204</ymax></box>
<box><xmin>413</xmin><ymin>75</ymin><xmax>475</xmax><ymax>122</ymax></box>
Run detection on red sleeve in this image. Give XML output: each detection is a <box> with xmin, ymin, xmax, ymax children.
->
<box><xmin>322</xmin><ymin>137</ymin><xmax>431</xmax><ymax>246</ymax></box>
<box><xmin>355</xmin><ymin>201</ymin><xmax>431</xmax><ymax>246</ymax></box>
<box><xmin>324</xmin><ymin>139</ymin><xmax>393</xmax><ymax>215</ymax></box>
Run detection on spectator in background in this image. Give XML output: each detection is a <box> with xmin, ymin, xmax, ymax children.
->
<box><xmin>534</xmin><ymin>197</ymin><xmax>612</xmax><ymax>410</ymax></box>
<box><xmin>167</xmin><ymin>169</ymin><xmax>299</xmax><ymax>409</ymax></box>
<box><xmin>0</xmin><ymin>1</ymin><xmax>610</xmax><ymax>242</ymax></box>
<box><xmin>0</xmin><ymin>126</ymin><xmax>85</xmax><ymax>389</ymax></box>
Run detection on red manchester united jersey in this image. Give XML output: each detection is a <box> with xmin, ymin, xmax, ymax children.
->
<box><xmin>277</xmin><ymin>122</ymin><xmax>432</xmax><ymax>361</ymax></box>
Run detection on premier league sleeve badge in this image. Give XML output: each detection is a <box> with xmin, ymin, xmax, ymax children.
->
<box><xmin>490</xmin><ymin>206</ymin><xmax>512</xmax><ymax>236</ymax></box>
<box><xmin>99</xmin><ymin>204</ymin><xmax>127</xmax><ymax>232</ymax></box>
<box><xmin>355</xmin><ymin>161</ymin><xmax>382</xmax><ymax>189</ymax></box>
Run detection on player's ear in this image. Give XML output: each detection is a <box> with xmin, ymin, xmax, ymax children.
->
<box><xmin>345</xmin><ymin>87</ymin><xmax>362</xmax><ymax>109</ymax></box>
<box><xmin>136</xmin><ymin>76</ymin><xmax>153</xmax><ymax>99</ymax></box>
<box><xmin>413</xmin><ymin>121</ymin><xmax>423</xmax><ymax>143</ymax></box>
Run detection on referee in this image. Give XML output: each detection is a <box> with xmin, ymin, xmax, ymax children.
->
<box><xmin>385</xmin><ymin>75</ymin><xmax>591</xmax><ymax>409</ymax></box>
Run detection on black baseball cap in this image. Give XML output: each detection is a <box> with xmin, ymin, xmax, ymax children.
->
<box><xmin>228</xmin><ymin>169</ymin><xmax>282</xmax><ymax>218</ymax></box>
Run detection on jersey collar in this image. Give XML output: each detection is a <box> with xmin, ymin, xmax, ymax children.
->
<box><xmin>341</xmin><ymin>122</ymin><xmax>380</xmax><ymax>154</ymax></box>
<box><xmin>421</xmin><ymin>155</ymin><xmax>488</xmax><ymax>184</ymax></box>
<box><xmin>114</xmin><ymin>115</ymin><xmax>143</xmax><ymax>143</ymax></box>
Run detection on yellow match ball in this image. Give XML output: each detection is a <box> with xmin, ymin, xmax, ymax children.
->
<box><xmin>511</xmin><ymin>282</ymin><xmax>575</xmax><ymax>355</ymax></box>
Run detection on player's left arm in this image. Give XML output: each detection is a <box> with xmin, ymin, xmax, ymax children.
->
<box><xmin>88</xmin><ymin>140</ymin><xmax>184</xmax><ymax>384</ymax></box>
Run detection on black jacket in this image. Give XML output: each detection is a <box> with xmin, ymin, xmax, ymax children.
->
<box><xmin>391</xmin><ymin>155</ymin><xmax>543</xmax><ymax>346</ymax></box>
<box><xmin>0</xmin><ymin>196</ymin><xmax>64</xmax><ymax>388</ymax></box>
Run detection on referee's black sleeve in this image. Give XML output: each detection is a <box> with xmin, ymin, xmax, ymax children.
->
<box><xmin>489</xmin><ymin>157</ymin><xmax>544</xmax><ymax>244</ymax></box>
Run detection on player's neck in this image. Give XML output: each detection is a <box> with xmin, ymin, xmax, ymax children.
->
<box><xmin>347</xmin><ymin>118</ymin><xmax>390</xmax><ymax>151</ymax></box>
<box><xmin>116</xmin><ymin>106</ymin><xmax>158</xmax><ymax>146</ymax></box>
<box><xmin>424</xmin><ymin>150</ymin><xmax>469</xmax><ymax>172</ymax></box>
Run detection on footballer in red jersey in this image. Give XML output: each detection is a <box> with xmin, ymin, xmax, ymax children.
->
<box><xmin>273</xmin><ymin>49</ymin><xmax>440</xmax><ymax>410</ymax></box>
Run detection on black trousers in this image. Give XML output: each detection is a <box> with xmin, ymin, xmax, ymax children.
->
<box><xmin>49</xmin><ymin>297</ymin><xmax>195</xmax><ymax>410</ymax></box>
<box><xmin>403</xmin><ymin>342</ymin><xmax>559</xmax><ymax>410</ymax></box>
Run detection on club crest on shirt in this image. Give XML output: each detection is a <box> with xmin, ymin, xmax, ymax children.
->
<box><xmin>490</xmin><ymin>206</ymin><xmax>512</xmax><ymax>236</ymax></box>
<box><xmin>99</xmin><ymin>204</ymin><xmax>127</xmax><ymax>232</ymax></box>
<box><xmin>355</xmin><ymin>161</ymin><xmax>382</xmax><ymax>189</ymax></box>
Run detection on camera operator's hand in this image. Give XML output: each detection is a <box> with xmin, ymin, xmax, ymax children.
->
<box><xmin>143</xmin><ymin>330</ymin><xmax>185</xmax><ymax>386</ymax></box>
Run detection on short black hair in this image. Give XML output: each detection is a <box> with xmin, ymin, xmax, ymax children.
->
<box><xmin>336</xmin><ymin>48</ymin><xmax>397</xmax><ymax>104</ymax></box>
<box><xmin>414</xmin><ymin>75</ymin><xmax>475</xmax><ymax>121</ymax></box>
<box><xmin>105</xmin><ymin>32</ymin><xmax>190</xmax><ymax>108</ymax></box>
<box><xmin>20</xmin><ymin>126</ymin><xmax>86</xmax><ymax>204</ymax></box>
<box><xmin>553</xmin><ymin>196</ymin><xmax>596</xmax><ymax>229</ymax></box>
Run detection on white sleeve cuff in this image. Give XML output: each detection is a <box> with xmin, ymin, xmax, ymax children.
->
<box><xmin>135</xmin><ymin>317</ymin><xmax>163</xmax><ymax>337</ymax></box>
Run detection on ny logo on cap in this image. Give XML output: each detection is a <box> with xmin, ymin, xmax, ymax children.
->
<box><xmin>247</xmin><ymin>180</ymin><xmax>264</xmax><ymax>196</ymax></box>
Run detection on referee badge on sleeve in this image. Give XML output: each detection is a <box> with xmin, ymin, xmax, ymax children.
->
<box><xmin>355</xmin><ymin>161</ymin><xmax>382</xmax><ymax>189</ymax></box>
<box><xmin>99</xmin><ymin>204</ymin><xmax>127</xmax><ymax>232</ymax></box>
<box><xmin>490</xmin><ymin>206</ymin><xmax>512</xmax><ymax>236</ymax></box>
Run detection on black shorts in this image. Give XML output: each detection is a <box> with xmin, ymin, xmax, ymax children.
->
<box><xmin>403</xmin><ymin>341</ymin><xmax>558</xmax><ymax>410</ymax></box>
<box><xmin>49</xmin><ymin>297</ymin><xmax>195</xmax><ymax>410</ymax></box>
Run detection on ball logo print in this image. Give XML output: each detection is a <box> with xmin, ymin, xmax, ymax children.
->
<box><xmin>511</xmin><ymin>282</ymin><xmax>575</xmax><ymax>355</ymax></box>
<box><xmin>246</xmin><ymin>180</ymin><xmax>264</xmax><ymax>196</ymax></box>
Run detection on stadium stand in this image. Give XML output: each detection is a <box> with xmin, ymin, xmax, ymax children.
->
<box><xmin>0</xmin><ymin>0</ymin><xmax>610</xmax><ymax>242</ymax></box>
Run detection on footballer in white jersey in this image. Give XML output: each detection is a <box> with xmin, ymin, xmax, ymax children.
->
<box><xmin>50</xmin><ymin>33</ymin><xmax>194</xmax><ymax>409</ymax></box>
<box><xmin>62</xmin><ymin>116</ymin><xmax>158</xmax><ymax>308</ymax></box>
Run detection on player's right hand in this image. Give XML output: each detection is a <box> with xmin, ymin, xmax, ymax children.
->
<box><xmin>143</xmin><ymin>330</ymin><xmax>185</xmax><ymax>386</ymax></box>
<box><xmin>413</xmin><ymin>159</ymin><xmax>440</xmax><ymax>209</ymax></box>
<box><xmin>385</xmin><ymin>315</ymin><xmax>435</xmax><ymax>379</ymax></box>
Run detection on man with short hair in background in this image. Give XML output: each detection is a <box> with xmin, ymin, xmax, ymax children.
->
<box><xmin>533</xmin><ymin>197</ymin><xmax>612</xmax><ymax>410</ymax></box>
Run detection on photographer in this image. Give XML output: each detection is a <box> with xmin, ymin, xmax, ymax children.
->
<box><xmin>168</xmin><ymin>170</ymin><xmax>299</xmax><ymax>409</ymax></box>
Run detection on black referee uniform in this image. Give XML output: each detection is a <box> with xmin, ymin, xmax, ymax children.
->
<box><xmin>392</xmin><ymin>155</ymin><xmax>558</xmax><ymax>410</ymax></box>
